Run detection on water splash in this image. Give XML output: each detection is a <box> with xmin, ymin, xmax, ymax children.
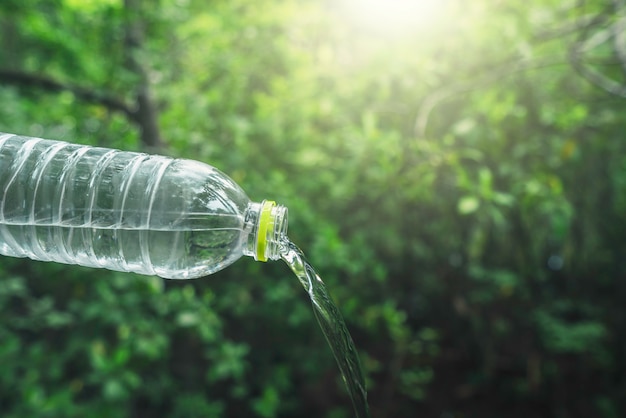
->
<box><xmin>280</xmin><ymin>239</ymin><xmax>369</xmax><ymax>418</ymax></box>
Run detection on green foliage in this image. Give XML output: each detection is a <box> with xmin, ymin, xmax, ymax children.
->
<box><xmin>1</xmin><ymin>0</ymin><xmax>626</xmax><ymax>416</ymax></box>
<box><xmin>534</xmin><ymin>309</ymin><xmax>607</xmax><ymax>355</ymax></box>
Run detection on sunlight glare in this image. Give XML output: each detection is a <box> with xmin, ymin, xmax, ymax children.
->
<box><xmin>345</xmin><ymin>0</ymin><xmax>447</xmax><ymax>35</ymax></box>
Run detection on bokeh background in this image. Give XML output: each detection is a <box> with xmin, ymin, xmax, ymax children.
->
<box><xmin>1</xmin><ymin>0</ymin><xmax>626</xmax><ymax>417</ymax></box>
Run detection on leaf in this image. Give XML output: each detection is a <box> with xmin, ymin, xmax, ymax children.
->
<box><xmin>458</xmin><ymin>195</ymin><xmax>480</xmax><ymax>214</ymax></box>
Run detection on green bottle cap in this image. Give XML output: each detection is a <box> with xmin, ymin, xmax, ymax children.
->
<box><xmin>256</xmin><ymin>200</ymin><xmax>276</xmax><ymax>262</ymax></box>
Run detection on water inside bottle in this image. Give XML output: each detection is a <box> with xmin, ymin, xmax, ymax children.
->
<box><xmin>280</xmin><ymin>239</ymin><xmax>370</xmax><ymax>418</ymax></box>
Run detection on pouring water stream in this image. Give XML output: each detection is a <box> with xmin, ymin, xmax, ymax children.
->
<box><xmin>280</xmin><ymin>239</ymin><xmax>370</xmax><ymax>418</ymax></box>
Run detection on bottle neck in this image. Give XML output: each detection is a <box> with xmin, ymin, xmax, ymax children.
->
<box><xmin>244</xmin><ymin>200</ymin><xmax>288</xmax><ymax>262</ymax></box>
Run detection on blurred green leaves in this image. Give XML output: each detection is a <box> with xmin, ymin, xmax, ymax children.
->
<box><xmin>534</xmin><ymin>309</ymin><xmax>607</xmax><ymax>356</ymax></box>
<box><xmin>2</xmin><ymin>0</ymin><xmax>626</xmax><ymax>416</ymax></box>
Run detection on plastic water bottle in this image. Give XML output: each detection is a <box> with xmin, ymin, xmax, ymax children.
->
<box><xmin>0</xmin><ymin>132</ymin><xmax>287</xmax><ymax>279</ymax></box>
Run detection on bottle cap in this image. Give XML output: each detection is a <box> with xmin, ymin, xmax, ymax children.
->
<box><xmin>256</xmin><ymin>200</ymin><xmax>276</xmax><ymax>262</ymax></box>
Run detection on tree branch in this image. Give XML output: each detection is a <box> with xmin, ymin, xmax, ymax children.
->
<box><xmin>568</xmin><ymin>0</ymin><xmax>626</xmax><ymax>98</ymax></box>
<box><xmin>0</xmin><ymin>1</ymin><xmax>166</xmax><ymax>150</ymax></box>
<box><xmin>414</xmin><ymin>57</ymin><xmax>568</xmax><ymax>137</ymax></box>
<box><xmin>0</xmin><ymin>68</ymin><xmax>136</xmax><ymax>119</ymax></box>
<box><xmin>123</xmin><ymin>0</ymin><xmax>164</xmax><ymax>149</ymax></box>
<box><xmin>611</xmin><ymin>0</ymin><xmax>626</xmax><ymax>75</ymax></box>
<box><xmin>532</xmin><ymin>13</ymin><xmax>606</xmax><ymax>43</ymax></box>
<box><xmin>415</xmin><ymin>6</ymin><xmax>626</xmax><ymax>137</ymax></box>
<box><xmin>569</xmin><ymin>46</ymin><xmax>626</xmax><ymax>98</ymax></box>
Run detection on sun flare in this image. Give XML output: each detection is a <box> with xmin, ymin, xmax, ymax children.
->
<box><xmin>344</xmin><ymin>0</ymin><xmax>448</xmax><ymax>35</ymax></box>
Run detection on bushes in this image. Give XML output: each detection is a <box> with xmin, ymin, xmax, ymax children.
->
<box><xmin>1</xmin><ymin>0</ymin><xmax>626</xmax><ymax>416</ymax></box>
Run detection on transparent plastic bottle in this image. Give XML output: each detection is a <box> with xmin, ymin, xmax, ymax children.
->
<box><xmin>0</xmin><ymin>132</ymin><xmax>287</xmax><ymax>279</ymax></box>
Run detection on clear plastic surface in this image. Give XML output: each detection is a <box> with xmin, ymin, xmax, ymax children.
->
<box><xmin>0</xmin><ymin>133</ymin><xmax>267</xmax><ymax>279</ymax></box>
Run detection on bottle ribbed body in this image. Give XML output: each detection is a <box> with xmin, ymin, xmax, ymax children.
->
<box><xmin>0</xmin><ymin>133</ymin><xmax>254</xmax><ymax>279</ymax></box>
